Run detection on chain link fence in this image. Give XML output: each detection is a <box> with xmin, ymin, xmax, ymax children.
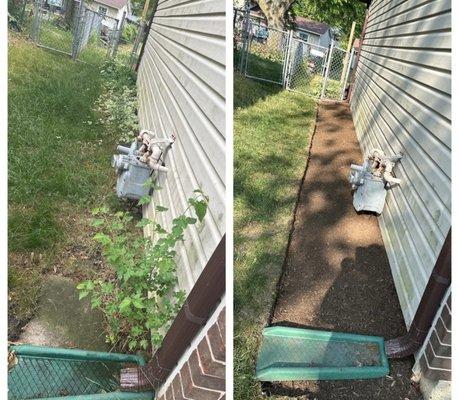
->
<box><xmin>115</xmin><ymin>18</ymin><xmax>142</xmax><ymax>65</ymax></box>
<box><xmin>321</xmin><ymin>45</ymin><xmax>348</xmax><ymax>100</ymax></box>
<box><xmin>8</xmin><ymin>0</ymin><xmax>35</xmax><ymax>32</ymax></box>
<box><xmin>30</xmin><ymin>0</ymin><xmax>90</xmax><ymax>56</ymax></box>
<box><xmin>128</xmin><ymin>20</ymin><xmax>148</xmax><ymax>70</ymax></box>
<box><xmin>11</xmin><ymin>0</ymin><xmax>146</xmax><ymax>68</ymax></box>
<box><xmin>241</xmin><ymin>21</ymin><xmax>289</xmax><ymax>85</ymax></box>
<box><xmin>285</xmin><ymin>38</ymin><xmax>329</xmax><ymax>98</ymax></box>
<box><xmin>74</xmin><ymin>7</ymin><xmax>119</xmax><ymax>64</ymax></box>
<box><xmin>235</xmin><ymin>11</ymin><xmax>355</xmax><ymax>101</ymax></box>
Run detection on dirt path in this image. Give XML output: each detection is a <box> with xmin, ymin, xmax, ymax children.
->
<box><xmin>267</xmin><ymin>102</ymin><xmax>421</xmax><ymax>400</ymax></box>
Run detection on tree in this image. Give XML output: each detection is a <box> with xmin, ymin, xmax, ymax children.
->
<box><xmin>253</xmin><ymin>0</ymin><xmax>366</xmax><ymax>39</ymax></box>
<box><xmin>131</xmin><ymin>0</ymin><xmax>146</xmax><ymax>16</ymax></box>
<box><xmin>291</xmin><ymin>0</ymin><xmax>366</xmax><ymax>40</ymax></box>
<box><xmin>255</xmin><ymin>0</ymin><xmax>296</xmax><ymax>29</ymax></box>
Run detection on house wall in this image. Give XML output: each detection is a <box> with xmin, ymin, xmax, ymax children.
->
<box><xmin>114</xmin><ymin>4</ymin><xmax>127</xmax><ymax>23</ymax></box>
<box><xmin>137</xmin><ymin>0</ymin><xmax>225</xmax><ymax>294</ymax></box>
<box><xmin>295</xmin><ymin>29</ymin><xmax>320</xmax><ymax>46</ymax></box>
<box><xmin>349</xmin><ymin>0</ymin><xmax>451</xmax><ymax>390</ymax></box>
<box><xmin>89</xmin><ymin>1</ymin><xmax>125</xmax><ymax>28</ymax></box>
<box><xmin>415</xmin><ymin>288</ymin><xmax>451</xmax><ymax>399</ymax></box>
<box><xmin>156</xmin><ymin>300</ymin><xmax>226</xmax><ymax>400</ymax></box>
<box><xmin>318</xmin><ymin>29</ymin><xmax>332</xmax><ymax>48</ymax></box>
<box><xmin>295</xmin><ymin>29</ymin><xmax>331</xmax><ymax>49</ymax></box>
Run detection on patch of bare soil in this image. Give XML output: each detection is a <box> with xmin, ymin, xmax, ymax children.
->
<box><xmin>267</xmin><ymin>102</ymin><xmax>421</xmax><ymax>400</ymax></box>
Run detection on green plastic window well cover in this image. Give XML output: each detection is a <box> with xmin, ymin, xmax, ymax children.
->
<box><xmin>8</xmin><ymin>345</ymin><xmax>154</xmax><ymax>400</ymax></box>
<box><xmin>256</xmin><ymin>326</ymin><xmax>389</xmax><ymax>381</ymax></box>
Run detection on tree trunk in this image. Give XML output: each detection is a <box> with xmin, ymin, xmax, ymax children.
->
<box><xmin>256</xmin><ymin>0</ymin><xmax>293</xmax><ymax>29</ymax></box>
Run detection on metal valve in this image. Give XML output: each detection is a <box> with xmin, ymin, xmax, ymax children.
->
<box><xmin>112</xmin><ymin>131</ymin><xmax>175</xmax><ymax>200</ymax></box>
<box><xmin>349</xmin><ymin>148</ymin><xmax>402</xmax><ymax>215</ymax></box>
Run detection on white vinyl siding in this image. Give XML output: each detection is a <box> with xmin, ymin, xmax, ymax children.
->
<box><xmin>137</xmin><ymin>0</ymin><xmax>225</xmax><ymax>293</ymax></box>
<box><xmin>350</xmin><ymin>0</ymin><xmax>451</xmax><ymax>326</ymax></box>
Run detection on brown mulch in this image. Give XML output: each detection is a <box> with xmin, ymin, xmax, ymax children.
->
<box><xmin>265</xmin><ymin>102</ymin><xmax>421</xmax><ymax>400</ymax></box>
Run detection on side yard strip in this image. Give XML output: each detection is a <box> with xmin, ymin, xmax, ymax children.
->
<box><xmin>8</xmin><ymin>34</ymin><xmax>135</xmax><ymax>340</ymax></box>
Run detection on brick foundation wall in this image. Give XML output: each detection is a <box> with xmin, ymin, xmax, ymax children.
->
<box><xmin>158</xmin><ymin>307</ymin><xmax>226</xmax><ymax>400</ymax></box>
<box><xmin>418</xmin><ymin>292</ymin><xmax>451</xmax><ymax>382</ymax></box>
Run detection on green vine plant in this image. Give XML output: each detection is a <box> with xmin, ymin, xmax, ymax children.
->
<box><xmin>77</xmin><ymin>189</ymin><xmax>209</xmax><ymax>352</ymax></box>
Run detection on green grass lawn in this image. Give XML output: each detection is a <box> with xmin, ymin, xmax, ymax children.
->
<box><xmin>8</xmin><ymin>33</ymin><xmax>120</xmax><ymax>337</ymax></box>
<box><xmin>234</xmin><ymin>73</ymin><xmax>316</xmax><ymax>399</ymax></box>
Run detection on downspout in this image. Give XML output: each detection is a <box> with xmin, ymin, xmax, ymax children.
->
<box><xmin>120</xmin><ymin>235</ymin><xmax>226</xmax><ymax>390</ymax></box>
<box><xmin>134</xmin><ymin>0</ymin><xmax>159</xmax><ymax>72</ymax></box>
<box><xmin>385</xmin><ymin>229</ymin><xmax>451</xmax><ymax>358</ymax></box>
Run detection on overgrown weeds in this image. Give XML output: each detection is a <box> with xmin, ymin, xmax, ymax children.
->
<box><xmin>7</xmin><ymin>34</ymin><xmax>131</xmax><ymax>340</ymax></box>
<box><xmin>77</xmin><ymin>191</ymin><xmax>209</xmax><ymax>352</ymax></box>
<box><xmin>95</xmin><ymin>59</ymin><xmax>139</xmax><ymax>143</ymax></box>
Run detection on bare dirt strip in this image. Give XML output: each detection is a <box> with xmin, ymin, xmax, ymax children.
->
<box><xmin>266</xmin><ymin>102</ymin><xmax>421</xmax><ymax>400</ymax></box>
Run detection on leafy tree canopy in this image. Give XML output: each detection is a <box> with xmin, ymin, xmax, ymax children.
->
<box><xmin>130</xmin><ymin>0</ymin><xmax>155</xmax><ymax>18</ymax></box>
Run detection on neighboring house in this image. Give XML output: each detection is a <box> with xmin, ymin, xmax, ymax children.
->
<box><xmin>89</xmin><ymin>0</ymin><xmax>130</xmax><ymax>28</ymax></box>
<box><xmin>349</xmin><ymin>0</ymin><xmax>451</xmax><ymax>399</ymax></box>
<box><xmin>123</xmin><ymin>0</ymin><xmax>226</xmax><ymax>398</ymax></box>
<box><xmin>244</xmin><ymin>3</ymin><xmax>334</xmax><ymax>49</ymax></box>
<box><xmin>293</xmin><ymin>17</ymin><xmax>334</xmax><ymax>48</ymax></box>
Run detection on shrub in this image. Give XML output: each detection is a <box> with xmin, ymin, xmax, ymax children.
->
<box><xmin>77</xmin><ymin>190</ymin><xmax>209</xmax><ymax>352</ymax></box>
<box><xmin>121</xmin><ymin>23</ymin><xmax>138</xmax><ymax>44</ymax></box>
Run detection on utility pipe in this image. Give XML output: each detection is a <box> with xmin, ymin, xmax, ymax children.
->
<box><xmin>385</xmin><ymin>229</ymin><xmax>451</xmax><ymax>358</ymax></box>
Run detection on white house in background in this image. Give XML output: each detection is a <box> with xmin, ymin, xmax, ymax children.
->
<box><xmin>293</xmin><ymin>17</ymin><xmax>334</xmax><ymax>48</ymax></box>
<box><xmin>88</xmin><ymin>0</ymin><xmax>131</xmax><ymax>28</ymax></box>
<box><xmin>244</xmin><ymin>3</ymin><xmax>335</xmax><ymax>49</ymax></box>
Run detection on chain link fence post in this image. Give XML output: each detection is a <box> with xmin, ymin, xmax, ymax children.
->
<box><xmin>282</xmin><ymin>29</ymin><xmax>293</xmax><ymax>88</ymax></box>
<box><xmin>71</xmin><ymin>0</ymin><xmax>84</xmax><ymax>60</ymax></box>
<box><xmin>321</xmin><ymin>41</ymin><xmax>334</xmax><ymax>99</ymax></box>
<box><xmin>239</xmin><ymin>5</ymin><xmax>250</xmax><ymax>73</ymax></box>
<box><xmin>341</xmin><ymin>48</ymin><xmax>355</xmax><ymax>100</ymax></box>
<box><xmin>31</xmin><ymin>0</ymin><xmax>42</xmax><ymax>42</ymax></box>
<box><xmin>129</xmin><ymin>20</ymin><xmax>145</xmax><ymax>69</ymax></box>
<box><xmin>111</xmin><ymin>11</ymin><xmax>126</xmax><ymax>59</ymax></box>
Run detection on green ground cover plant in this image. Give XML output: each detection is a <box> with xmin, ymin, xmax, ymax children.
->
<box><xmin>234</xmin><ymin>73</ymin><xmax>316</xmax><ymax>399</ymax></box>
